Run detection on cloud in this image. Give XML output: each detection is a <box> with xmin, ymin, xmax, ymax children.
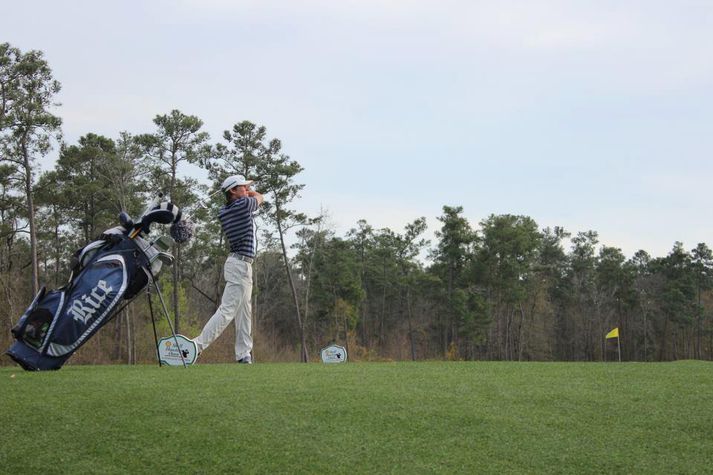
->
<box><xmin>5</xmin><ymin>0</ymin><xmax>713</xmax><ymax>261</ymax></box>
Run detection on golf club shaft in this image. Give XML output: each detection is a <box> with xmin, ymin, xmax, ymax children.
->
<box><xmin>195</xmin><ymin>189</ymin><xmax>223</xmax><ymax>210</ymax></box>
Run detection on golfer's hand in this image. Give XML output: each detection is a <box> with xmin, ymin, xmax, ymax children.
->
<box><xmin>248</xmin><ymin>190</ymin><xmax>264</xmax><ymax>205</ymax></box>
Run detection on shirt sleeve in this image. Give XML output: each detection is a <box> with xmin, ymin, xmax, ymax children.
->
<box><xmin>245</xmin><ymin>196</ymin><xmax>258</xmax><ymax>212</ymax></box>
<box><xmin>227</xmin><ymin>197</ymin><xmax>258</xmax><ymax>212</ymax></box>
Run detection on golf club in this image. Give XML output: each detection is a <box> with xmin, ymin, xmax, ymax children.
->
<box><xmin>195</xmin><ymin>188</ymin><xmax>223</xmax><ymax>210</ymax></box>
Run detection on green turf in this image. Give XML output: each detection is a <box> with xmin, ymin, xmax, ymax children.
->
<box><xmin>1</xmin><ymin>361</ymin><xmax>711</xmax><ymax>474</ymax></box>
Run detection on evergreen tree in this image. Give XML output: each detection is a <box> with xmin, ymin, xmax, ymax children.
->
<box><xmin>136</xmin><ymin>110</ymin><xmax>210</xmax><ymax>333</ymax></box>
<box><xmin>475</xmin><ymin>214</ymin><xmax>541</xmax><ymax>360</ymax></box>
<box><xmin>0</xmin><ymin>44</ymin><xmax>61</xmax><ymax>294</ymax></box>
<box><xmin>690</xmin><ymin>243</ymin><xmax>713</xmax><ymax>358</ymax></box>
<box><xmin>258</xmin><ymin>136</ymin><xmax>310</xmax><ymax>361</ymax></box>
<box><xmin>430</xmin><ymin>206</ymin><xmax>476</xmax><ymax>356</ymax></box>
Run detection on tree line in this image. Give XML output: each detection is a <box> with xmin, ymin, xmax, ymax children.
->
<box><xmin>2</xmin><ymin>43</ymin><xmax>712</xmax><ymax>364</ymax></box>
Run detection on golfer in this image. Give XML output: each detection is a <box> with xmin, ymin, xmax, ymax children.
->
<box><xmin>192</xmin><ymin>175</ymin><xmax>263</xmax><ymax>364</ymax></box>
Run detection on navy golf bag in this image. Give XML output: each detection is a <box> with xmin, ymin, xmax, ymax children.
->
<box><xmin>6</xmin><ymin>198</ymin><xmax>190</xmax><ymax>371</ymax></box>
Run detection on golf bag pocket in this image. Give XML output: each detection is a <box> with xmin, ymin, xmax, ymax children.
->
<box><xmin>43</xmin><ymin>254</ymin><xmax>128</xmax><ymax>357</ymax></box>
<box><xmin>11</xmin><ymin>287</ymin><xmax>64</xmax><ymax>349</ymax></box>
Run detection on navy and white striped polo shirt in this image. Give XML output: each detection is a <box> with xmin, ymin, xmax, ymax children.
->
<box><xmin>218</xmin><ymin>196</ymin><xmax>259</xmax><ymax>257</ymax></box>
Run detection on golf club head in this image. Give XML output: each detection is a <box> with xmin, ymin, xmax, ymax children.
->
<box><xmin>118</xmin><ymin>211</ymin><xmax>134</xmax><ymax>230</ymax></box>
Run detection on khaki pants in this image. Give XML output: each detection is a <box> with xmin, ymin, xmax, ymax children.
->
<box><xmin>194</xmin><ymin>256</ymin><xmax>253</xmax><ymax>360</ymax></box>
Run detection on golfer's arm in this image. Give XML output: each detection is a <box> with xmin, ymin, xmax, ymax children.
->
<box><xmin>249</xmin><ymin>191</ymin><xmax>264</xmax><ymax>205</ymax></box>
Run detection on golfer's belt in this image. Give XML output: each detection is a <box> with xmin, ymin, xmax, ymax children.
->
<box><xmin>230</xmin><ymin>253</ymin><xmax>254</xmax><ymax>264</ymax></box>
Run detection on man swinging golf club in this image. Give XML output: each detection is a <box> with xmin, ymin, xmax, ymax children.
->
<box><xmin>191</xmin><ymin>175</ymin><xmax>263</xmax><ymax>364</ymax></box>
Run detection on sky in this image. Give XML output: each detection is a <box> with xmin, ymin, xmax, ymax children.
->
<box><xmin>4</xmin><ymin>0</ymin><xmax>713</xmax><ymax>259</ymax></box>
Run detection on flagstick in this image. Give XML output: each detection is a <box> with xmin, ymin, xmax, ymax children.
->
<box><xmin>617</xmin><ymin>335</ymin><xmax>621</xmax><ymax>362</ymax></box>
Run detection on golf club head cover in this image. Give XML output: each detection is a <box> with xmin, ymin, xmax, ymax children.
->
<box><xmin>170</xmin><ymin>219</ymin><xmax>194</xmax><ymax>243</ymax></box>
<box><xmin>118</xmin><ymin>211</ymin><xmax>134</xmax><ymax>230</ymax></box>
<box><xmin>139</xmin><ymin>202</ymin><xmax>182</xmax><ymax>234</ymax></box>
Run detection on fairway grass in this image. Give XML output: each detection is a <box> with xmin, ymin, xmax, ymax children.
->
<box><xmin>1</xmin><ymin>361</ymin><xmax>711</xmax><ymax>473</ymax></box>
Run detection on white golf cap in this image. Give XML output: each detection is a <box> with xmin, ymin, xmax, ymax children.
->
<box><xmin>221</xmin><ymin>175</ymin><xmax>254</xmax><ymax>192</ymax></box>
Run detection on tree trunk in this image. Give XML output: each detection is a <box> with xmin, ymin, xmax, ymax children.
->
<box><xmin>114</xmin><ymin>310</ymin><xmax>123</xmax><ymax>361</ymax></box>
<box><xmin>22</xmin><ymin>134</ymin><xmax>39</xmax><ymax>295</ymax></box>
<box><xmin>54</xmin><ymin>218</ymin><xmax>62</xmax><ymax>287</ymax></box>
<box><xmin>358</xmin><ymin>246</ymin><xmax>369</xmax><ymax>349</ymax></box>
<box><xmin>406</xmin><ymin>286</ymin><xmax>416</xmax><ymax>361</ymax></box>
<box><xmin>276</xmin><ymin>215</ymin><xmax>308</xmax><ymax>362</ymax></box>
<box><xmin>127</xmin><ymin>306</ymin><xmax>134</xmax><ymax>365</ymax></box>
<box><xmin>696</xmin><ymin>289</ymin><xmax>702</xmax><ymax>359</ymax></box>
<box><xmin>672</xmin><ymin>327</ymin><xmax>678</xmax><ymax>360</ymax></box>
<box><xmin>518</xmin><ymin>303</ymin><xmax>526</xmax><ymax>361</ymax></box>
<box><xmin>380</xmin><ymin>260</ymin><xmax>387</xmax><ymax>349</ymax></box>
<box><xmin>343</xmin><ymin>310</ymin><xmax>350</xmax><ymax>359</ymax></box>
<box><xmin>302</xmin><ymin>231</ymin><xmax>319</xmax><ymax>345</ymax></box>
<box><xmin>643</xmin><ymin>303</ymin><xmax>648</xmax><ymax>361</ymax></box>
<box><xmin>658</xmin><ymin>318</ymin><xmax>669</xmax><ymax>361</ymax></box>
<box><xmin>446</xmin><ymin>261</ymin><xmax>453</xmax><ymax>356</ymax></box>
<box><xmin>2</xmin><ymin>273</ymin><xmax>16</xmax><ymax>335</ymax></box>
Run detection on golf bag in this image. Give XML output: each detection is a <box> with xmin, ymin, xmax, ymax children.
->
<box><xmin>6</xmin><ymin>196</ymin><xmax>191</xmax><ymax>371</ymax></box>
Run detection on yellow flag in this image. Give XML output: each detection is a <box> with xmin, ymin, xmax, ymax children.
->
<box><xmin>606</xmin><ymin>327</ymin><xmax>619</xmax><ymax>339</ymax></box>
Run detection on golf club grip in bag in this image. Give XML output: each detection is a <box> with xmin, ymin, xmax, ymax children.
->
<box><xmin>6</xmin><ymin>200</ymin><xmax>185</xmax><ymax>371</ymax></box>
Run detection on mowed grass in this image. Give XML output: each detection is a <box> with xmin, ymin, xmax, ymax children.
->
<box><xmin>1</xmin><ymin>361</ymin><xmax>711</xmax><ymax>474</ymax></box>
